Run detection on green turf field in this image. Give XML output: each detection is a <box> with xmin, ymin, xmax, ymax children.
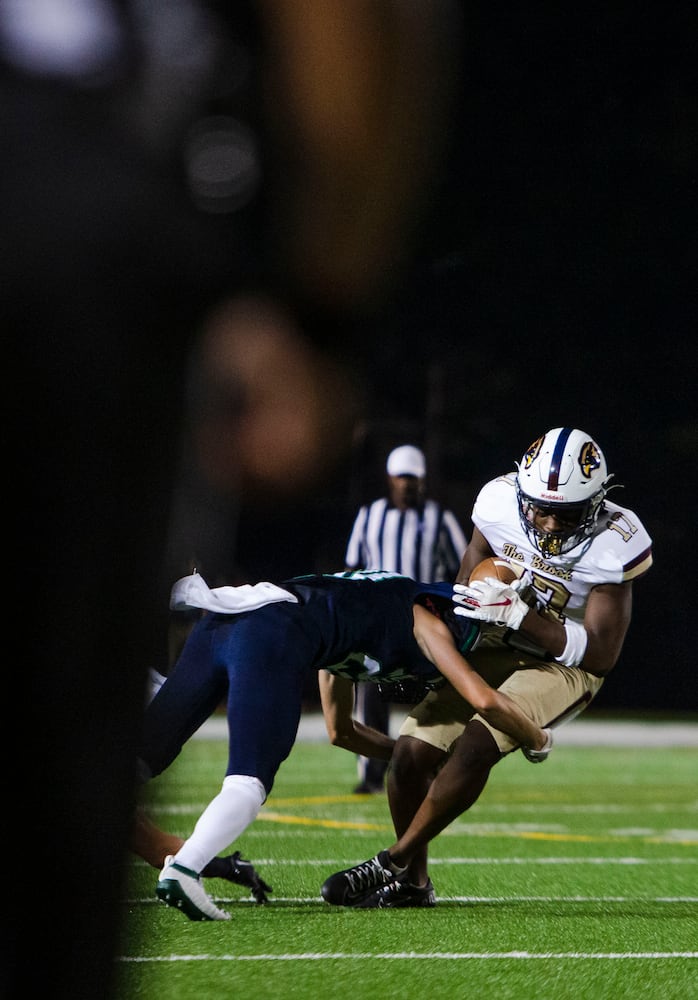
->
<box><xmin>117</xmin><ymin>722</ymin><xmax>697</xmax><ymax>999</ymax></box>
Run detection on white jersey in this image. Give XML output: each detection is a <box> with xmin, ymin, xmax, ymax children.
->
<box><xmin>472</xmin><ymin>474</ymin><xmax>653</xmax><ymax>626</ymax></box>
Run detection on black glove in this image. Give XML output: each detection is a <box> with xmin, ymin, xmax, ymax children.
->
<box><xmin>376</xmin><ymin>677</ymin><xmax>441</xmax><ymax>704</ymax></box>
<box><xmin>202</xmin><ymin>850</ymin><xmax>273</xmax><ymax>903</ymax></box>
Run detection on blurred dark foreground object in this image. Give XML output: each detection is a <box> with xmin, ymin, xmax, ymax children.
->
<box><xmin>2</xmin><ymin>2</ymin><xmax>463</xmax><ymax>996</ymax></box>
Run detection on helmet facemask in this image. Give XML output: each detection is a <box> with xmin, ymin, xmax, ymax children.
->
<box><xmin>516</xmin><ymin>483</ymin><xmax>606</xmax><ymax>557</ymax></box>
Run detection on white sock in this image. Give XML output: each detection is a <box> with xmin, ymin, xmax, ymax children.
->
<box><xmin>173</xmin><ymin>774</ymin><xmax>266</xmax><ymax>874</ymax></box>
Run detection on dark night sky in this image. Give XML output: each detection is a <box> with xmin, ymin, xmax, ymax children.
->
<box><xmin>194</xmin><ymin>4</ymin><xmax>695</xmax><ymax>712</ymax></box>
<box><xmin>42</xmin><ymin>1</ymin><xmax>686</xmax><ymax>712</ymax></box>
<box><xmin>346</xmin><ymin>5</ymin><xmax>696</xmax><ymax>712</ymax></box>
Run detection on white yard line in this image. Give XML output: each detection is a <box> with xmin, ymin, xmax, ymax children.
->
<box><xmin>120</xmin><ymin>950</ymin><xmax>698</xmax><ymax>962</ymax></box>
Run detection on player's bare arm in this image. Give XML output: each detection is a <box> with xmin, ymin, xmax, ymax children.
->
<box><xmin>515</xmin><ymin>580</ymin><xmax>633</xmax><ymax>677</ymax></box>
<box><xmin>581</xmin><ymin>581</ymin><xmax>633</xmax><ymax>673</ymax></box>
<box><xmin>456</xmin><ymin>526</ymin><xmax>494</xmax><ymax>582</ymax></box>
<box><xmin>319</xmin><ymin>670</ymin><xmax>395</xmax><ymax>760</ymax></box>
<box><xmin>411</xmin><ymin>604</ymin><xmax>547</xmax><ymax>750</ymax></box>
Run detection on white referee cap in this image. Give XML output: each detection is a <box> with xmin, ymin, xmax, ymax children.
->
<box><xmin>386</xmin><ymin>445</ymin><xmax>426</xmax><ymax>478</ymax></box>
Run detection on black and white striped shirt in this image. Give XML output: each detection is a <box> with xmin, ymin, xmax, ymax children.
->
<box><xmin>344</xmin><ymin>497</ymin><xmax>467</xmax><ymax>582</ymax></box>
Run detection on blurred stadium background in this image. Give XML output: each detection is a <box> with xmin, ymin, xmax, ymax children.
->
<box><xmin>226</xmin><ymin>5</ymin><xmax>695</xmax><ymax>714</ymax></box>
<box><xmin>7</xmin><ymin>2</ymin><xmax>694</xmax><ymax>715</ymax></box>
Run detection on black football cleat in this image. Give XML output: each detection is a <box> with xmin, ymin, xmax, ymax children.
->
<box><xmin>354</xmin><ymin>877</ymin><xmax>436</xmax><ymax>908</ymax></box>
<box><xmin>321</xmin><ymin>850</ymin><xmax>396</xmax><ymax>906</ymax></box>
<box><xmin>202</xmin><ymin>851</ymin><xmax>273</xmax><ymax>904</ymax></box>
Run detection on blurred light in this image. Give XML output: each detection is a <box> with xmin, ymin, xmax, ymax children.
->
<box><xmin>184</xmin><ymin>115</ymin><xmax>260</xmax><ymax>214</ymax></box>
<box><xmin>0</xmin><ymin>0</ymin><xmax>123</xmax><ymax>80</ymax></box>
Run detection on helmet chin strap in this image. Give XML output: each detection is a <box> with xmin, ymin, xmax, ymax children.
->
<box><xmin>536</xmin><ymin>531</ymin><xmax>565</xmax><ymax>558</ymax></box>
<box><xmin>535</xmin><ymin>528</ymin><xmax>593</xmax><ymax>561</ymax></box>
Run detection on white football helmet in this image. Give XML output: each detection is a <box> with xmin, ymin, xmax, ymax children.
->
<box><xmin>515</xmin><ymin>427</ymin><xmax>612</xmax><ymax>557</ymax></box>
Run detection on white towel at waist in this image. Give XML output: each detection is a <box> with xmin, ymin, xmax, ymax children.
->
<box><xmin>170</xmin><ymin>573</ymin><xmax>298</xmax><ymax>614</ymax></box>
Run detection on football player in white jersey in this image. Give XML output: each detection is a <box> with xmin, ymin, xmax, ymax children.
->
<box><xmin>321</xmin><ymin>427</ymin><xmax>653</xmax><ymax>908</ymax></box>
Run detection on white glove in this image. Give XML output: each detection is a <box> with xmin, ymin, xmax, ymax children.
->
<box><xmin>453</xmin><ymin>578</ymin><xmax>530</xmax><ymax>630</ymax></box>
<box><xmin>522</xmin><ymin>728</ymin><xmax>553</xmax><ymax>763</ymax></box>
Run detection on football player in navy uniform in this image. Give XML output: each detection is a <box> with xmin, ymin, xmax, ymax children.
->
<box><xmin>137</xmin><ymin>569</ymin><xmax>550</xmax><ymax>920</ymax></box>
<box><xmin>321</xmin><ymin>427</ymin><xmax>653</xmax><ymax>908</ymax></box>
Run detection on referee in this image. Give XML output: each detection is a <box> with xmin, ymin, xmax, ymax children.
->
<box><xmin>344</xmin><ymin>444</ymin><xmax>468</xmax><ymax>792</ymax></box>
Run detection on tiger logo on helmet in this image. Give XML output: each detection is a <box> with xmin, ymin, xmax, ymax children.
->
<box><xmin>522</xmin><ymin>435</ymin><xmax>544</xmax><ymax>470</ymax></box>
<box><xmin>578</xmin><ymin>440</ymin><xmax>603</xmax><ymax>479</ymax></box>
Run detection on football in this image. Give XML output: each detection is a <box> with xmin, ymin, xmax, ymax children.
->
<box><xmin>468</xmin><ymin>556</ymin><xmax>520</xmax><ymax>585</ymax></box>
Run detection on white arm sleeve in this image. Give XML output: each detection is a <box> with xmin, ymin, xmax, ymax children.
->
<box><xmin>554</xmin><ymin>619</ymin><xmax>588</xmax><ymax>668</ymax></box>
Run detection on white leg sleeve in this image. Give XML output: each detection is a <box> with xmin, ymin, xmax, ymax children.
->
<box><xmin>174</xmin><ymin>775</ymin><xmax>266</xmax><ymax>874</ymax></box>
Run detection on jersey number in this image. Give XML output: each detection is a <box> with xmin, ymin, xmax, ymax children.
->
<box><xmin>529</xmin><ymin>572</ymin><xmax>571</xmax><ymax>622</ymax></box>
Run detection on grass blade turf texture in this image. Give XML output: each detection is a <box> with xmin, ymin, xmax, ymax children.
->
<box><xmin>117</xmin><ymin>720</ymin><xmax>698</xmax><ymax>1000</ymax></box>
